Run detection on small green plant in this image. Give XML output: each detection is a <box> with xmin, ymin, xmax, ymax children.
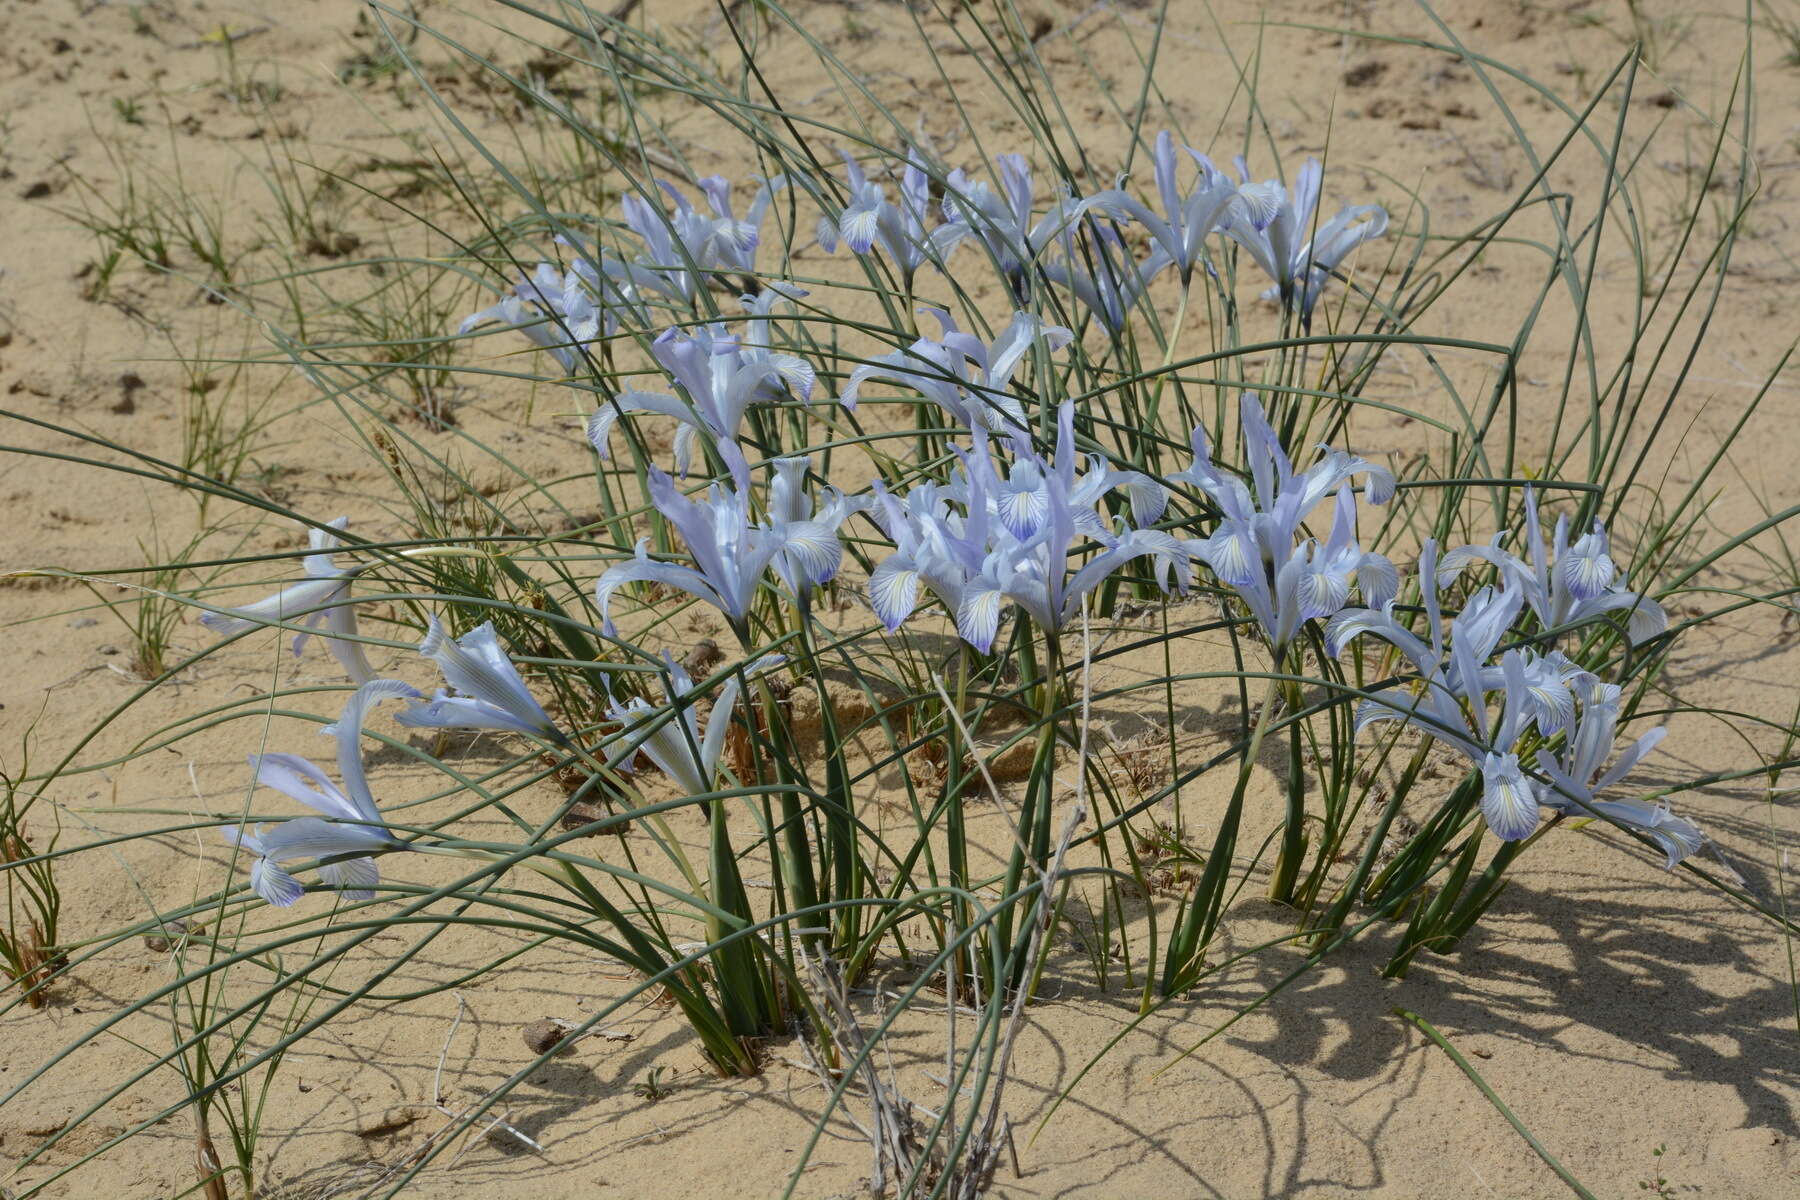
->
<box><xmin>1639</xmin><ymin>1142</ymin><xmax>1675</xmax><ymax>1197</ymax></box>
<box><xmin>632</xmin><ymin>1066</ymin><xmax>671</xmax><ymax>1103</ymax></box>
<box><xmin>0</xmin><ymin>724</ymin><xmax>62</xmax><ymax>1010</ymax></box>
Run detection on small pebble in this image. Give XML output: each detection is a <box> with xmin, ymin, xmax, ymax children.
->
<box><xmin>97</xmin><ymin>644</ymin><xmax>120</xmax><ymax>656</ymax></box>
<box><xmin>143</xmin><ymin>918</ymin><xmax>194</xmax><ymax>952</ymax></box>
<box><xmin>68</xmin><ymin>617</ymin><xmax>98</xmax><ymax>629</ymax></box>
<box><xmin>522</xmin><ymin>1018</ymin><xmax>576</xmax><ymax>1056</ymax></box>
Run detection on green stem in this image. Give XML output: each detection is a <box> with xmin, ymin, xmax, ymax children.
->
<box><xmin>1159</xmin><ymin>672</ymin><xmax>1283</xmax><ymax>995</ymax></box>
<box><xmin>1266</xmin><ymin>672</ymin><xmax>1308</xmax><ymax>905</ymax></box>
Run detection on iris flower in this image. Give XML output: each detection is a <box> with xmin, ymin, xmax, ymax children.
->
<box><xmin>620</xmin><ymin>175</ymin><xmax>786</xmax><ymax>303</ymax></box>
<box><xmin>937</xmin><ymin>156</ymin><xmax>1108</xmax><ymax>300</ymax></box>
<box><xmin>459</xmin><ymin>259</ymin><xmax>622</xmax><ymax>376</ymax></box>
<box><xmin>1327</xmin><ymin>555</ymin><xmax>1545</xmax><ymax>840</ymax></box>
<box><xmin>1175</xmin><ymin>395</ymin><xmax>1396</xmax><ymax>650</ymax></box>
<box><xmin>605</xmin><ymin>655</ymin><xmax>777</xmax><ymax>795</ymax></box>
<box><xmin>1437</xmin><ymin>486</ymin><xmax>1667</xmax><ymax>645</ymax></box>
<box><xmin>594</xmin><ymin>449</ymin><xmax>844</xmax><ymax>641</ymax></box>
<box><xmin>1221</xmin><ymin>157</ymin><xmax>1388</xmax><ymax>319</ymax></box>
<box><xmin>394</xmin><ymin>617</ymin><xmax>565</xmax><ymax>743</ymax></box>
<box><xmin>767</xmin><ymin>456</ymin><xmax>867</xmax><ymax>599</ymax></box>
<box><xmin>587</xmin><ymin>314</ymin><xmax>815</xmax><ymax>474</ymax></box>
<box><xmin>953</xmin><ymin>403</ymin><xmax>1190</xmax><ymax>651</ymax></box>
<box><xmin>201</xmin><ymin>517</ymin><xmax>378</xmax><ymax>683</ymax></box>
<box><xmin>940</xmin><ymin>153</ymin><xmax>1038</xmax><ymax>294</ymax></box>
<box><xmin>839</xmin><ymin>308</ymin><xmax>1072</xmax><ymax>435</ymax></box>
<box><xmin>1036</xmin><ymin>209</ymin><xmax>1160</xmax><ymax>332</ymax></box>
<box><xmin>1084</xmin><ymin>132</ymin><xmax>1255</xmax><ymax>287</ymax></box>
<box><xmin>822</xmin><ymin>149</ymin><xmax>966</xmax><ymax>280</ymax></box>
<box><xmin>224</xmin><ymin>679</ymin><xmax>421</xmax><ymax>907</ymax></box>
<box><xmin>865</xmin><ymin>476</ymin><xmax>990</xmax><ymax>634</ymax></box>
<box><xmin>1537</xmin><ymin>680</ymin><xmax>1703</xmax><ymax>869</ymax></box>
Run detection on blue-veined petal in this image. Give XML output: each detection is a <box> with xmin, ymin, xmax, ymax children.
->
<box><xmin>1296</xmin><ymin>558</ymin><xmax>1352</xmax><ymax>621</ymax></box>
<box><xmin>251</xmin><ymin>856</ymin><xmax>305</xmax><ymax>907</ymax></box>
<box><xmin>956</xmin><ymin>586</ymin><xmax>1006</xmax><ymax>653</ymax></box>
<box><xmin>1198</xmin><ymin>523</ymin><xmax>1259</xmax><ymax>586</ymax></box>
<box><xmin>1560</xmin><ymin>525</ymin><xmax>1616</xmax><ymax>600</ymax></box>
<box><xmin>1356</xmin><ymin>552</ymin><xmax>1399</xmax><ymax>610</ymax></box>
<box><xmin>1324</xmin><ymin>602</ymin><xmax>1434</xmax><ymax>670</ymax></box>
<box><xmin>777</xmin><ymin>520</ymin><xmax>843</xmax><ymax>588</ymax></box>
<box><xmin>868</xmin><ymin>556</ymin><xmax>923</xmax><ymax>631</ymax></box>
<box><xmin>994</xmin><ymin>475</ymin><xmax>1051</xmax><ymax>541</ymax></box>
<box><xmin>594</xmin><ymin>541</ymin><xmax>727</xmax><ymax>636</ymax></box>
<box><xmin>1587</xmin><ymin>799</ymin><xmax>1703</xmax><ymax>869</ymax></box>
<box><xmin>840</xmin><ymin>200</ymin><xmax>883</xmax><ymax>255</ymax></box>
<box><xmin>318</xmin><ymin>855</ymin><xmax>380</xmax><ymax>901</ymax></box>
<box><xmin>1480</xmin><ymin>752</ymin><xmax>1541</xmax><ymax>841</ymax></box>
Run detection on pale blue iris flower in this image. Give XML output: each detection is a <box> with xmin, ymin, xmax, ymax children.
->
<box><xmin>1036</xmin><ymin>209</ymin><xmax>1160</xmax><ymax>332</ymax></box>
<box><xmin>620</xmin><ymin>174</ymin><xmax>786</xmax><ymax>303</ymax></box>
<box><xmin>1436</xmin><ymin>485</ymin><xmax>1668</xmax><ymax>645</ymax></box>
<box><xmin>587</xmin><ymin>309</ymin><xmax>815</xmax><ymax>475</ymax></box>
<box><xmin>822</xmin><ymin>149</ymin><xmax>967</xmax><ymax>280</ymax></box>
<box><xmin>459</xmin><ymin>258</ymin><xmax>627</xmax><ymax>375</ymax></box>
<box><xmin>768</xmin><ymin>456</ymin><xmax>867</xmax><ymax>600</ymax></box>
<box><xmin>394</xmin><ymin>617</ymin><xmax>565</xmax><ymax>744</ymax></box>
<box><xmin>952</xmin><ymin>403</ymin><xmax>1189</xmax><ymax>652</ymax></box>
<box><xmin>605</xmin><ymin>655</ymin><xmax>779</xmax><ymax>795</ymax></box>
<box><xmin>224</xmin><ymin>679</ymin><xmax>421</xmax><ymax>907</ymax></box>
<box><xmin>1174</xmin><ymin>395</ymin><xmax>1396</xmax><ymax>650</ymax></box>
<box><xmin>1326</xmin><ymin>553</ymin><xmax>1545</xmax><ymax>841</ymax></box>
<box><xmin>937</xmin><ymin>155</ymin><xmax>1106</xmax><ymax>301</ymax></box>
<box><xmin>1084</xmin><ymin>132</ymin><xmax>1252</xmax><ymax>287</ymax></box>
<box><xmin>1537</xmin><ymin>680</ymin><xmax>1703</xmax><ymax>869</ymax></box>
<box><xmin>1220</xmin><ymin>157</ymin><xmax>1388</xmax><ymax>319</ymax></box>
<box><xmin>865</xmin><ymin>477</ymin><xmax>990</xmax><ymax>634</ymax></box>
<box><xmin>940</xmin><ymin>154</ymin><xmax>1039</xmax><ymax>295</ymax></box>
<box><xmin>839</xmin><ymin>307</ymin><xmax>1072</xmax><ymax>436</ymax></box>
<box><xmin>201</xmin><ymin>517</ymin><xmax>378</xmax><ymax>684</ymax></box>
<box><xmin>594</xmin><ymin>449</ymin><xmax>844</xmax><ymax>641</ymax></box>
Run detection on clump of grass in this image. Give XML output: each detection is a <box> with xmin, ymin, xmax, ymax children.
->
<box><xmin>0</xmin><ymin>729</ymin><xmax>62</xmax><ymax>1010</ymax></box>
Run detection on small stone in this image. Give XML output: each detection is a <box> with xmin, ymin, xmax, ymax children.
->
<box><xmin>680</xmin><ymin>638</ymin><xmax>723</xmax><ymax>676</ymax></box>
<box><xmin>522</xmin><ymin>1018</ymin><xmax>576</xmax><ymax>1056</ymax></box>
<box><xmin>21</xmin><ymin>181</ymin><xmax>53</xmax><ymax>200</ymax></box>
<box><xmin>97</xmin><ymin>644</ymin><xmax>120</xmax><ymax>656</ymax></box>
<box><xmin>1343</xmin><ymin>60</ymin><xmax>1387</xmax><ymax>88</ymax></box>
<box><xmin>68</xmin><ymin>617</ymin><xmax>98</xmax><ymax>629</ymax></box>
<box><xmin>356</xmin><ymin>1107</ymin><xmax>423</xmax><ymax>1139</ymax></box>
<box><xmin>1471</xmin><ymin>1046</ymin><xmax>1492</xmax><ymax>1059</ymax></box>
<box><xmin>144</xmin><ymin>918</ymin><xmax>194</xmax><ymax>952</ymax></box>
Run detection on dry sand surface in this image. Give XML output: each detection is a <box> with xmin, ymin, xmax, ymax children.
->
<box><xmin>2</xmin><ymin>0</ymin><xmax>1799</xmax><ymax>1196</ymax></box>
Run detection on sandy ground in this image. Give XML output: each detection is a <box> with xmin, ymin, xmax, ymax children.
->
<box><xmin>2</xmin><ymin>0</ymin><xmax>1799</xmax><ymax>1196</ymax></box>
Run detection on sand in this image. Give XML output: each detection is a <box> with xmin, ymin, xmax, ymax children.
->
<box><xmin>1</xmin><ymin>0</ymin><xmax>1797</xmax><ymax>1196</ymax></box>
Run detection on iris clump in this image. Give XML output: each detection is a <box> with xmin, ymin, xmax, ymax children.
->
<box><xmin>210</xmin><ymin>125</ymin><xmax>1713</xmax><ymax>988</ymax></box>
<box><xmin>22</xmin><ymin>9</ymin><xmax>1778</xmax><ymax>1193</ymax></box>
